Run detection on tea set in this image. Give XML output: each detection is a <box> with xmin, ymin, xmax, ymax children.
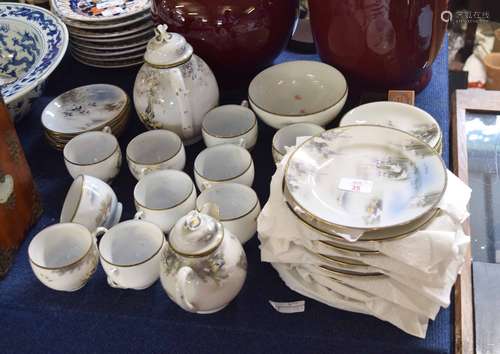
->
<box><xmin>28</xmin><ymin>24</ymin><xmax>444</xmax><ymax>316</ymax></box>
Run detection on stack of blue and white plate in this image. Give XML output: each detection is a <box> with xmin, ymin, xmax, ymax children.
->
<box><xmin>49</xmin><ymin>0</ymin><xmax>153</xmax><ymax>68</ymax></box>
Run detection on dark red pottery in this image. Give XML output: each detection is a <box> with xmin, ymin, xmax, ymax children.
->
<box><xmin>152</xmin><ymin>0</ymin><xmax>299</xmax><ymax>87</ymax></box>
<box><xmin>308</xmin><ymin>0</ymin><xmax>448</xmax><ymax>92</ymax></box>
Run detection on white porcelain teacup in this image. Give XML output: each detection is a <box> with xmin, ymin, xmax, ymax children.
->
<box><xmin>134</xmin><ymin>170</ymin><xmax>196</xmax><ymax>233</ymax></box>
<box><xmin>63</xmin><ymin>126</ymin><xmax>122</xmax><ymax>183</ymax></box>
<box><xmin>196</xmin><ymin>183</ymin><xmax>261</xmax><ymax>244</ymax></box>
<box><xmin>126</xmin><ymin>130</ymin><xmax>186</xmax><ymax>180</ymax></box>
<box><xmin>272</xmin><ymin>123</ymin><xmax>325</xmax><ymax>163</ymax></box>
<box><xmin>99</xmin><ymin>218</ymin><xmax>166</xmax><ymax>290</ymax></box>
<box><xmin>60</xmin><ymin>175</ymin><xmax>122</xmax><ymax>232</ymax></box>
<box><xmin>194</xmin><ymin>144</ymin><xmax>254</xmax><ymax>191</ymax></box>
<box><xmin>202</xmin><ymin>100</ymin><xmax>258</xmax><ymax>150</ymax></box>
<box><xmin>28</xmin><ymin>223</ymin><xmax>102</xmax><ymax>292</ymax></box>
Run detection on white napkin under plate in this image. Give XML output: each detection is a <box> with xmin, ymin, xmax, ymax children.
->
<box><xmin>258</xmin><ymin>146</ymin><xmax>471</xmax><ymax>338</ymax></box>
<box><xmin>272</xmin><ymin>263</ymin><xmax>430</xmax><ymax>338</ymax></box>
<box><xmin>258</xmin><ymin>149</ymin><xmax>471</xmax><ymax>272</ymax></box>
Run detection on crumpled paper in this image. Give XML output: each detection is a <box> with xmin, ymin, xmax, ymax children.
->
<box><xmin>258</xmin><ymin>146</ymin><xmax>471</xmax><ymax>338</ymax></box>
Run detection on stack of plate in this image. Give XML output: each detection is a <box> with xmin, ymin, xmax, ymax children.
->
<box><xmin>340</xmin><ymin>101</ymin><xmax>443</xmax><ymax>154</ymax></box>
<box><xmin>258</xmin><ymin>125</ymin><xmax>470</xmax><ymax>337</ymax></box>
<box><xmin>49</xmin><ymin>0</ymin><xmax>153</xmax><ymax>68</ymax></box>
<box><xmin>41</xmin><ymin>84</ymin><xmax>130</xmax><ymax>149</ymax></box>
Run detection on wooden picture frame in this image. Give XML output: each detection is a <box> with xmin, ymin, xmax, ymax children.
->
<box><xmin>452</xmin><ymin>89</ymin><xmax>500</xmax><ymax>354</ymax></box>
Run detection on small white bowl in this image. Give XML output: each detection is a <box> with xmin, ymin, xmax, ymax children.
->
<box><xmin>60</xmin><ymin>175</ymin><xmax>122</xmax><ymax>232</ymax></box>
<box><xmin>126</xmin><ymin>130</ymin><xmax>186</xmax><ymax>180</ymax></box>
<box><xmin>248</xmin><ymin>60</ymin><xmax>348</xmax><ymax>129</ymax></box>
<box><xmin>202</xmin><ymin>100</ymin><xmax>258</xmax><ymax>150</ymax></box>
<box><xmin>196</xmin><ymin>183</ymin><xmax>261</xmax><ymax>244</ymax></box>
<box><xmin>28</xmin><ymin>223</ymin><xmax>100</xmax><ymax>292</ymax></box>
<box><xmin>99</xmin><ymin>219</ymin><xmax>166</xmax><ymax>290</ymax></box>
<box><xmin>272</xmin><ymin>123</ymin><xmax>325</xmax><ymax>163</ymax></box>
<box><xmin>134</xmin><ymin>170</ymin><xmax>196</xmax><ymax>233</ymax></box>
<box><xmin>194</xmin><ymin>144</ymin><xmax>254</xmax><ymax>191</ymax></box>
<box><xmin>63</xmin><ymin>126</ymin><xmax>122</xmax><ymax>183</ymax></box>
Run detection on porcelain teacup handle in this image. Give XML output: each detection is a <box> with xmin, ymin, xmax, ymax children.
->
<box><xmin>175</xmin><ymin>266</ymin><xmax>196</xmax><ymax>311</ymax></box>
<box><xmin>201</xmin><ymin>181</ymin><xmax>213</xmax><ymax>191</ymax></box>
<box><xmin>107</xmin><ymin>268</ymin><xmax>125</xmax><ymax>289</ymax></box>
<box><xmin>139</xmin><ymin>167</ymin><xmax>153</xmax><ymax>180</ymax></box>
<box><xmin>134</xmin><ymin>210</ymin><xmax>145</xmax><ymax>220</ymax></box>
<box><xmin>240</xmin><ymin>100</ymin><xmax>249</xmax><ymax>108</ymax></box>
<box><xmin>237</xmin><ymin>137</ymin><xmax>246</xmax><ymax>148</ymax></box>
<box><xmin>92</xmin><ymin>226</ymin><xmax>108</xmax><ymax>245</ymax></box>
<box><xmin>101</xmin><ymin>126</ymin><xmax>112</xmax><ymax>134</ymax></box>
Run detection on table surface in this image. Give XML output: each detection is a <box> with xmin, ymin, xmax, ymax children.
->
<box><xmin>0</xmin><ymin>43</ymin><xmax>452</xmax><ymax>354</ymax></box>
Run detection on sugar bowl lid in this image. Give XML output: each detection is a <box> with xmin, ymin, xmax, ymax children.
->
<box><xmin>144</xmin><ymin>24</ymin><xmax>193</xmax><ymax>68</ymax></box>
<box><xmin>169</xmin><ymin>203</ymin><xmax>224</xmax><ymax>257</ymax></box>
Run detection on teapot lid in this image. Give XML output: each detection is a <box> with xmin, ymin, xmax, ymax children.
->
<box><xmin>169</xmin><ymin>204</ymin><xmax>224</xmax><ymax>257</ymax></box>
<box><xmin>144</xmin><ymin>24</ymin><xmax>193</xmax><ymax>68</ymax></box>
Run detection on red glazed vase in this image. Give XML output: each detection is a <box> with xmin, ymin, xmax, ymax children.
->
<box><xmin>152</xmin><ymin>0</ymin><xmax>299</xmax><ymax>87</ymax></box>
<box><xmin>308</xmin><ymin>0</ymin><xmax>448</xmax><ymax>92</ymax></box>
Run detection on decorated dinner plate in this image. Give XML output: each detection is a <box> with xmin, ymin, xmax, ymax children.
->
<box><xmin>62</xmin><ymin>11</ymin><xmax>151</xmax><ymax>30</ymax></box>
<box><xmin>71</xmin><ymin>49</ymin><xmax>143</xmax><ymax>61</ymax></box>
<box><xmin>42</xmin><ymin>84</ymin><xmax>128</xmax><ymax>134</ymax></box>
<box><xmin>71</xmin><ymin>36</ymin><xmax>149</xmax><ymax>50</ymax></box>
<box><xmin>69</xmin><ymin>20</ymin><xmax>153</xmax><ymax>38</ymax></box>
<box><xmin>70</xmin><ymin>28</ymin><xmax>153</xmax><ymax>43</ymax></box>
<box><xmin>284</xmin><ymin>125</ymin><xmax>447</xmax><ymax>230</ymax></box>
<box><xmin>51</xmin><ymin>0</ymin><xmax>150</xmax><ymax>23</ymax></box>
<box><xmin>71</xmin><ymin>43</ymin><xmax>146</xmax><ymax>57</ymax></box>
<box><xmin>71</xmin><ymin>52</ymin><xmax>143</xmax><ymax>68</ymax></box>
<box><xmin>340</xmin><ymin>101</ymin><xmax>442</xmax><ymax>149</ymax></box>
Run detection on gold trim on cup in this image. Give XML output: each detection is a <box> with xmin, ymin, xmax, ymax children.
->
<box><xmin>134</xmin><ymin>181</ymin><xmax>195</xmax><ymax>211</ymax></box>
<box><xmin>194</xmin><ymin>146</ymin><xmax>253</xmax><ymax>182</ymax></box>
<box><xmin>63</xmin><ymin>130</ymin><xmax>120</xmax><ymax>167</ymax></box>
<box><xmin>126</xmin><ymin>130</ymin><xmax>182</xmax><ymax>165</ymax></box>
<box><xmin>201</xmin><ymin>112</ymin><xmax>257</xmax><ymax>139</ymax></box>
<box><xmin>67</xmin><ymin>175</ymin><xmax>85</xmax><ymax>223</ymax></box>
<box><xmin>196</xmin><ymin>192</ymin><xmax>259</xmax><ymax>222</ymax></box>
<box><xmin>29</xmin><ymin>223</ymin><xmax>94</xmax><ymax>271</ymax></box>
<box><xmin>283</xmin><ymin>124</ymin><xmax>448</xmax><ymax>232</ymax></box>
<box><xmin>100</xmin><ymin>228</ymin><xmax>165</xmax><ymax>268</ymax></box>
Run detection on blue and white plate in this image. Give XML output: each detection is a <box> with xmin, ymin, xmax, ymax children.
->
<box><xmin>0</xmin><ymin>3</ymin><xmax>68</xmax><ymax>121</ymax></box>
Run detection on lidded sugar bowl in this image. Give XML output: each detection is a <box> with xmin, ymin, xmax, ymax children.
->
<box><xmin>133</xmin><ymin>24</ymin><xmax>219</xmax><ymax>145</ymax></box>
<box><xmin>160</xmin><ymin>204</ymin><xmax>247</xmax><ymax>314</ymax></box>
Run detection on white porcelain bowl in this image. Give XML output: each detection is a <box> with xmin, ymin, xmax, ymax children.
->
<box><xmin>248</xmin><ymin>60</ymin><xmax>347</xmax><ymax>129</ymax></box>
<box><xmin>0</xmin><ymin>3</ymin><xmax>68</xmax><ymax>121</ymax></box>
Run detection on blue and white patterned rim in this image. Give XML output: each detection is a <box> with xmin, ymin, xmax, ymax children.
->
<box><xmin>0</xmin><ymin>3</ymin><xmax>68</xmax><ymax>104</ymax></box>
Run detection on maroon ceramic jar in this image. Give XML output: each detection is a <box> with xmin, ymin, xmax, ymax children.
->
<box><xmin>308</xmin><ymin>0</ymin><xmax>448</xmax><ymax>92</ymax></box>
<box><xmin>152</xmin><ymin>0</ymin><xmax>299</xmax><ymax>87</ymax></box>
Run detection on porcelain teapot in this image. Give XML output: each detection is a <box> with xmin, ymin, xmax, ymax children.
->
<box><xmin>133</xmin><ymin>25</ymin><xmax>219</xmax><ymax>145</ymax></box>
<box><xmin>160</xmin><ymin>203</ymin><xmax>247</xmax><ymax>314</ymax></box>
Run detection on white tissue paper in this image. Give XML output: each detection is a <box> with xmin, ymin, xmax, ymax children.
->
<box><xmin>258</xmin><ymin>145</ymin><xmax>471</xmax><ymax>338</ymax></box>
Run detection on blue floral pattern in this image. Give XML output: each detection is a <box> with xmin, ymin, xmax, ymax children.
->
<box><xmin>0</xmin><ymin>4</ymin><xmax>68</xmax><ymax>120</ymax></box>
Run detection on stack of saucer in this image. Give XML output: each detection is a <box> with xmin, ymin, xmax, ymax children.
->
<box><xmin>258</xmin><ymin>125</ymin><xmax>470</xmax><ymax>338</ymax></box>
<box><xmin>340</xmin><ymin>101</ymin><xmax>443</xmax><ymax>154</ymax></box>
<box><xmin>49</xmin><ymin>0</ymin><xmax>153</xmax><ymax>68</ymax></box>
<box><xmin>41</xmin><ymin>84</ymin><xmax>130</xmax><ymax>150</ymax></box>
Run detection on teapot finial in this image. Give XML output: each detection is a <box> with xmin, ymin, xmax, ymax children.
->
<box><xmin>184</xmin><ymin>210</ymin><xmax>202</xmax><ymax>231</ymax></box>
<box><xmin>154</xmin><ymin>24</ymin><xmax>170</xmax><ymax>43</ymax></box>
